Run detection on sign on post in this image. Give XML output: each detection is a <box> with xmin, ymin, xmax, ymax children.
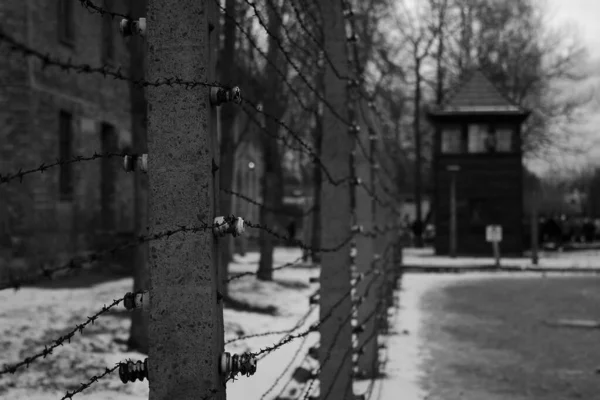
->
<box><xmin>486</xmin><ymin>225</ymin><xmax>502</xmax><ymax>267</ymax></box>
<box><xmin>485</xmin><ymin>225</ymin><xmax>503</xmax><ymax>243</ymax></box>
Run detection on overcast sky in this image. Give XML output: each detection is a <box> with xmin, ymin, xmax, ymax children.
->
<box><xmin>526</xmin><ymin>0</ymin><xmax>600</xmax><ymax>175</ymax></box>
<box><xmin>545</xmin><ymin>0</ymin><xmax>600</xmax><ymax>53</ymax></box>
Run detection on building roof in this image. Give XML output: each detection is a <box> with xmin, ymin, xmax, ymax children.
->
<box><xmin>430</xmin><ymin>69</ymin><xmax>529</xmax><ymax>116</ymax></box>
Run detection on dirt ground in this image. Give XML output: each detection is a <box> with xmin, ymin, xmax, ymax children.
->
<box><xmin>409</xmin><ymin>273</ymin><xmax>600</xmax><ymax>400</ymax></box>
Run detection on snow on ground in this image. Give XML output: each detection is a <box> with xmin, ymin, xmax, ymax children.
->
<box><xmin>402</xmin><ymin>247</ymin><xmax>600</xmax><ymax>269</ymax></box>
<box><xmin>0</xmin><ymin>248</ymin><xmax>324</xmax><ymax>400</ymax></box>
<box><xmin>3</xmin><ymin>246</ymin><xmax>478</xmax><ymax>400</ymax></box>
<box><xmin>354</xmin><ymin>274</ymin><xmax>441</xmax><ymax>400</ymax></box>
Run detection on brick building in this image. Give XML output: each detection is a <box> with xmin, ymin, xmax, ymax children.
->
<box><xmin>0</xmin><ymin>0</ymin><xmax>134</xmax><ymax>268</ymax></box>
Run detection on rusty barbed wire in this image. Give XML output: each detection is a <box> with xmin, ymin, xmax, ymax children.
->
<box><xmin>263</xmin><ymin>0</ymin><xmax>318</xmax><ymax>67</ymax></box>
<box><xmin>226</xmin><ymin>328</ymin><xmax>300</xmax><ymax>345</ymax></box>
<box><xmin>0</xmin><ymin>223</ymin><xmax>219</xmax><ymax>291</ymax></box>
<box><xmin>357</xmin><ymin>180</ymin><xmax>403</xmax><ymax>217</ymax></box>
<box><xmin>0</xmin><ymin>152</ymin><xmax>131</xmax><ymax>185</ymax></box>
<box><xmin>298</xmin><ymin>245</ymin><xmax>395</xmax><ymax>400</ymax></box>
<box><xmin>0</xmin><ymin>291</ymin><xmax>145</xmax><ymax>375</ymax></box>
<box><xmin>301</xmin><ymin>304</ymin><xmax>357</xmax><ymax>399</ymax></box>
<box><xmin>260</xmin><ymin>332</ymin><xmax>312</xmax><ymax>400</ymax></box>
<box><xmin>0</xmin><ymin>28</ymin><xmax>225</xmax><ymax>90</ymax></box>
<box><xmin>244</xmin><ymin>220</ymin><xmax>355</xmax><ymax>253</ymax></box>
<box><xmin>76</xmin><ymin>0</ymin><xmax>129</xmax><ymax>19</ymax></box>
<box><xmin>234</xmin><ymin>0</ymin><xmax>351</xmax><ymax>128</ymax></box>
<box><xmin>221</xmin><ymin>188</ymin><xmax>315</xmax><ymax>217</ymax></box>
<box><xmin>304</xmin><ymin>267</ymin><xmax>392</xmax><ymax>400</ymax></box>
<box><xmin>227</xmin><ymin>256</ymin><xmax>306</xmax><ymax>282</ymax></box>
<box><xmin>288</xmin><ymin>0</ymin><xmax>350</xmax><ymax>82</ymax></box>
<box><xmin>257</xmin><ymin>305</ymin><xmax>317</xmax><ymax>362</ymax></box>
<box><xmin>59</xmin><ymin>362</ymin><xmax>121</xmax><ymax>400</ymax></box>
<box><xmin>321</xmin><ymin>327</ymin><xmax>379</xmax><ymax>400</ymax></box>
<box><xmin>239</xmin><ymin>101</ymin><xmax>354</xmax><ymax>187</ymax></box>
<box><xmin>215</xmin><ymin>1</ymin><xmax>317</xmax><ymax>117</ymax></box>
<box><xmin>226</xmin><ymin>305</ymin><xmax>315</xmax><ymax>360</ymax></box>
<box><xmin>249</xmin><ymin>245</ymin><xmax>391</xmax><ymax>358</ymax></box>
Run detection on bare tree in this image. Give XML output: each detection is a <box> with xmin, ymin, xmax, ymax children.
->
<box><xmin>445</xmin><ymin>0</ymin><xmax>592</xmax><ymax>158</ymax></box>
<box><xmin>385</xmin><ymin>0</ymin><xmax>447</xmax><ymax>245</ymax></box>
<box><xmin>257</xmin><ymin>0</ymin><xmax>288</xmax><ymax>280</ymax></box>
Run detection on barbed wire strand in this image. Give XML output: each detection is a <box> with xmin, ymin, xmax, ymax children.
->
<box><xmin>258</xmin><ymin>332</ymin><xmax>311</xmax><ymax>400</ymax></box>
<box><xmin>244</xmin><ymin>220</ymin><xmax>355</xmax><ymax>253</ymax></box>
<box><xmin>0</xmin><ymin>28</ymin><xmax>224</xmax><ymax>90</ymax></box>
<box><xmin>299</xmin><ymin>244</ymin><xmax>395</xmax><ymax>400</ymax></box>
<box><xmin>250</xmin><ymin>242</ymin><xmax>393</xmax><ymax>359</ymax></box>
<box><xmin>227</xmin><ymin>305</ymin><xmax>316</xmax><ymax>347</ymax></box>
<box><xmin>0</xmin><ymin>291</ymin><xmax>145</xmax><ymax>375</ymax></box>
<box><xmin>257</xmin><ymin>305</ymin><xmax>317</xmax><ymax>362</ymax></box>
<box><xmin>221</xmin><ymin>188</ymin><xmax>316</xmax><ymax>217</ymax></box>
<box><xmin>0</xmin><ymin>223</ymin><xmax>218</xmax><ymax>291</ymax></box>
<box><xmin>0</xmin><ymin>152</ymin><xmax>129</xmax><ymax>185</ymax></box>
<box><xmin>59</xmin><ymin>362</ymin><xmax>120</xmax><ymax>400</ymax></box>
<box><xmin>226</xmin><ymin>256</ymin><xmax>306</xmax><ymax>282</ymax></box>
<box><xmin>235</xmin><ymin>0</ymin><xmax>351</xmax><ymax>127</ymax></box>
<box><xmin>76</xmin><ymin>0</ymin><xmax>129</xmax><ymax>19</ymax></box>
<box><xmin>239</xmin><ymin>99</ymin><xmax>352</xmax><ymax>187</ymax></box>
<box><xmin>214</xmin><ymin>1</ymin><xmax>318</xmax><ymax>117</ymax></box>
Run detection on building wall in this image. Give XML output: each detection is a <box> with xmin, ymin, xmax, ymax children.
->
<box><xmin>0</xmin><ymin>0</ymin><xmax>133</xmax><ymax>267</ymax></box>
<box><xmin>0</xmin><ymin>0</ymin><xmax>32</xmax><ymax>260</ymax></box>
<box><xmin>434</xmin><ymin>155</ymin><xmax>524</xmax><ymax>256</ymax></box>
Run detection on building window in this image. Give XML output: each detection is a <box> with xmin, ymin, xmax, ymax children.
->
<box><xmin>441</xmin><ymin>127</ymin><xmax>462</xmax><ymax>154</ymax></box>
<box><xmin>58</xmin><ymin>0</ymin><xmax>75</xmax><ymax>46</ymax></box>
<box><xmin>467</xmin><ymin>124</ymin><xmax>491</xmax><ymax>153</ymax></box>
<box><xmin>469</xmin><ymin>124</ymin><xmax>515</xmax><ymax>153</ymax></box>
<box><xmin>59</xmin><ymin>110</ymin><xmax>74</xmax><ymax>201</ymax></box>
<box><xmin>101</xmin><ymin>0</ymin><xmax>115</xmax><ymax>64</ymax></box>
<box><xmin>495</xmin><ymin>126</ymin><xmax>514</xmax><ymax>152</ymax></box>
<box><xmin>101</xmin><ymin>123</ymin><xmax>117</xmax><ymax>230</ymax></box>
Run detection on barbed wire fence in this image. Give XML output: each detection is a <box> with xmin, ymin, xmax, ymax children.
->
<box><xmin>0</xmin><ymin>0</ymin><xmax>406</xmax><ymax>399</ymax></box>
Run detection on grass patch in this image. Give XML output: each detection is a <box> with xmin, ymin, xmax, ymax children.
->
<box><xmin>421</xmin><ymin>275</ymin><xmax>600</xmax><ymax>400</ymax></box>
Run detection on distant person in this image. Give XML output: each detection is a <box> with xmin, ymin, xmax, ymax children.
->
<box><xmin>411</xmin><ymin>219</ymin><xmax>423</xmax><ymax>247</ymax></box>
<box><xmin>286</xmin><ymin>220</ymin><xmax>297</xmax><ymax>242</ymax></box>
<box><xmin>582</xmin><ymin>218</ymin><xmax>595</xmax><ymax>243</ymax></box>
<box><xmin>538</xmin><ymin>216</ymin><xmax>546</xmax><ymax>245</ymax></box>
<box><xmin>543</xmin><ymin>216</ymin><xmax>562</xmax><ymax>249</ymax></box>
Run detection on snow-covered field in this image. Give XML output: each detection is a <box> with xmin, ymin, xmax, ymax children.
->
<box><xmin>0</xmin><ymin>248</ymin><xmax>407</xmax><ymax>400</ymax></box>
<box><xmin>403</xmin><ymin>247</ymin><xmax>600</xmax><ymax>269</ymax></box>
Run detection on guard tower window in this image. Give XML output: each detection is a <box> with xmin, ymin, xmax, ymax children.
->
<box><xmin>441</xmin><ymin>127</ymin><xmax>462</xmax><ymax>154</ymax></box>
<box><xmin>469</xmin><ymin>124</ymin><xmax>514</xmax><ymax>153</ymax></box>
<box><xmin>495</xmin><ymin>126</ymin><xmax>514</xmax><ymax>152</ymax></box>
<box><xmin>467</xmin><ymin>124</ymin><xmax>491</xmax><ymax>153</ymax></box>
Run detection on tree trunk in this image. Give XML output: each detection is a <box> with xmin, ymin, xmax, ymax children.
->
<box><xmin>257</xmin><ymin>0</ymin><xmax>285</xmax><ymax>281</ymax></box>
<box><xmin>257</xmin><ymin>170</ymin><xmax>279</xmax><ymax>281</ymax></box>
<box><xmin>310</xmin><ymin>113</ymin><xmax>323</xmax><ymax>263</ymax></box>
<box><xmin>413</xmin><ymin>57</ymin><xmax>423</xmax><ymax>248</ymax></box>
<box><xmin>127</xmin><ymin>0</ymin><xmax>149</xmax><ymax>354</ymax></box>
<box><xmin>217</xmin><ymin>0</ymin><xmax>238</xmax><ymax>298</ymax></box>
<box><xmin>257</xmin><ymin>131</ymin><xmax>283</xmax><ymax>280</ymax></box>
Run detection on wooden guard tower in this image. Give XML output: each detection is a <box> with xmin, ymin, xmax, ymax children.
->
<box><xmin>427</xmin><ymin>70</ymin><xmax>530</xmax><ymax>256</ymax></box>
